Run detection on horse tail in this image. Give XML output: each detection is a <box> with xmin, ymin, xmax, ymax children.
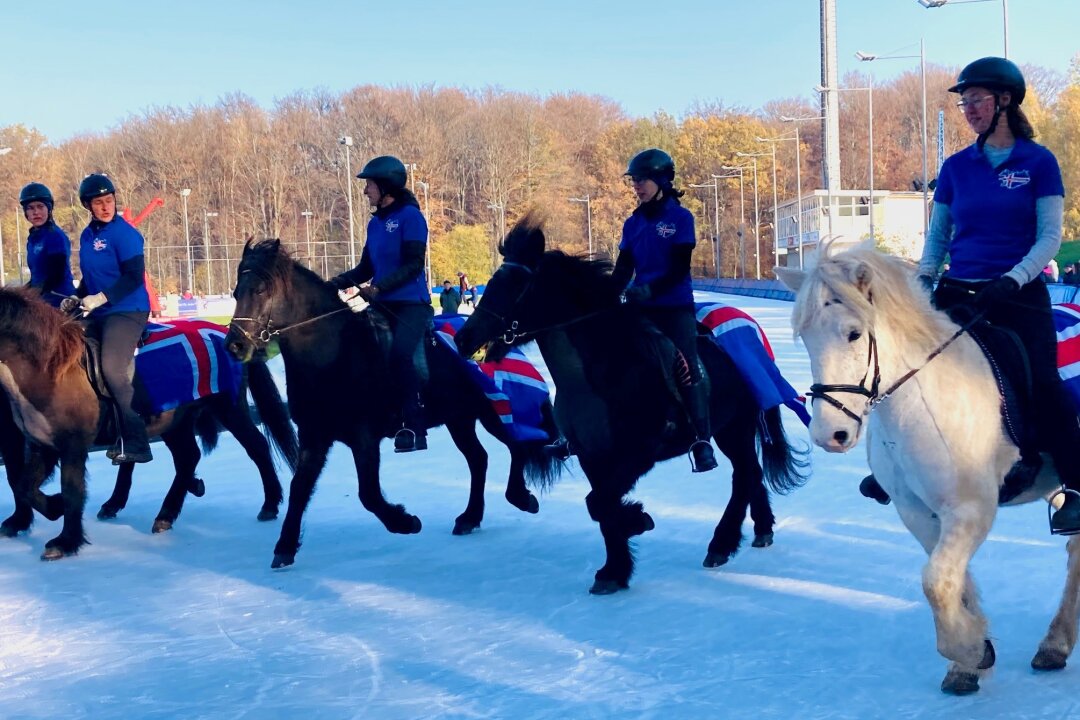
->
<box><xmin>247</xmin><ymin>362</ymin><xmax>299</xmax><ymax>472</ymax></box>
<box><xmin>757</xmin><ymin>406</ymin><xmax>811</xmax><ymax>495</ymax></box>
<box><xmin>195</xmin><ymin>409</ymin><xmax>222</xmax><ymax>454</ymax></box>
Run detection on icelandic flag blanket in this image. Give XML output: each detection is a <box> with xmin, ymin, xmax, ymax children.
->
<box><xmin>695</xmin><ymin>302</ymin><xmax>811</xmax><ymax>426</ymax></box>
<box><xmin>134</xmin><ymin>320</ymin><xmax>243</xmax><ymax>414</ymax></box>
<box><xmin>1053</xmin><ymin>303</ymin><xmax>1080</xmax><ymax>413</ymax></box>
<box><xmin>432</xmin><ymin>314</ymin><xmax>551</xmax><ymax>443</ymax></box>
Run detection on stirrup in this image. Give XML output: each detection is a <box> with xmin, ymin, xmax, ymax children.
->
<box><xmin>689</xmin><ymin>440</ymin><xmax>718</xmax><ymax>473</ymax></box>
<box><xmin>1048</xmin><ymin>487</ymin><xmax>1080</xmax><ymax>536</ymax></box>
<box><xmin>543</xmin><ymin>437</ymin><xmax>572</xmax><ymax>460</ymax></box>
<box><xmin>393</xmin><ymin>428</ymin><xmax>427</xmax><ymax>453</ymax></box>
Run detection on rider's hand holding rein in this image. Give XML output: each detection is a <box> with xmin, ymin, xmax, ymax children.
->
<box><xmin>80</xmin><ymin>291</ymin><xmax>108</xmax><ymax>315</ymax></box>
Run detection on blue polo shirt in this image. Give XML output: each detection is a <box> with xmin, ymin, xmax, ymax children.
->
<box><xmin>935</xmin><ymin>138</ymin><xmax>1065</xmax><ymax>281</ymax></box>
<box><xmin>366</xmin><ymin>203</ymin><xmax>430</xmax><ymax>303</ymax></box>
<box><xmin>619</xmin><ymin>197</ymin><xmax>696</xmax><ymax>307</ymax></box>
<box><xmin>78</xmin><ymin>217</ymin><xmax>150</xmax><ymax>313</ymax></box>
<box><xmin>26</xmin><ymin>222</ymin><xmax>76</xmax><ymax>305</ymax></box>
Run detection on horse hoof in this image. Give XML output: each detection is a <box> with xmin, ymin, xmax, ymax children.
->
<box><xmin>452</xmin><ymin>520</ymin><xmax>479</xmax><ymax>536</ymax></box>
<box><xmin>97</xmin><ymin>505</ymin><xmax>119</xmax><ymax>521</ymax></box>
<box><xmin>1032</xmin><ymin>647</ymin><xmax>1068</xmax><ymax>671</ymax></box>
<box><xmin>271</xmin><ymin>553</ymin><xmax>295</xmax><ymax>569</ymax></box>
<box><xmin>940</xmin><ymin>669</ymin><xmax>980</xmax><ymax>695</ymax></box>
<box><xmin>506</xmin><ymin>491</ymin><xmax>540</xmax><ymax>514</ymax></box>
<box><xmin>642</xmin><ymin>513</ymin><xmax>655</xmax><ymax>532</ymax></box>
<box><xmin>188</xmin><ymin>478</ymin><xmax>206</xmax><ymax>498</ymax></box>
<box><xmin>978</xmin><ymin>639</ymin><xmax>996</xmax><ymax>670</ymax></box>
<box><xmin>40</xmin><ymin>545</ymin><xmax>73</xmax><ymax>561</ymax></box>
<box><xmin>152</xmin><ymin>519</ymin><xmax>173</xmax><ymax>534</ymax></box>
<box><xmin>43</xmin><ymin>495</ymin><xmax>65</xmax><ymax>522</ymax></box>
<box><xmin>752</xmin><ymin>532</ymin><xmax>774</xmax><ymax>548</ymax></box>
<box><xmin>0</xmin><ymin>522</ymin><xmax>28</xmax><ymax>538</ymax></box>
<box><xmin>256</xmin><ymin>508</ymin><xmax>278</xmax><ymax>522</ymax></box>
<box><xmin>407</xmin><ymin>515</ymin><xmax>422</xmax><ymax>534</ymax></box>
<box><xmin>702</xmin><ymin>552</ymin><xmax>731</xmax><ymax>568</ymax></box>
<box><xmin>589</xmin><ymin>579</ymin><xmax>628</xmax><ymax>595</ymax></box>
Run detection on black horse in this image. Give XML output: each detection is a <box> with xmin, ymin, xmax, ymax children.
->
<box><xmin>224</xmin><ymin>238</ymin><xmax>560</xmax><ymax>569</ymax></box>
<box><xmin>455</xmin><ymin>215</ymin><xmax>810</xmax><ymax>594</ymax></box>
<box><xmin>0</xmin><ymin>287</ymin><xmax>298</xmax><ymax>558</ymax></box>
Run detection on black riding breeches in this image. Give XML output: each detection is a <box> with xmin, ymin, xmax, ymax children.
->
<box><xmin>375</xmin><ymin>302</ymin><xmax>433</xmax><ymax>432</ymax></box>
<box><xmin>86</xmin><ymin>311</ymin><xmax>150</xmax><ymax>450</ymax></box>
<box><xmin>643</xmin><ymin>306</ymin><xmax>703</xmax><ymax>383</ymax></box>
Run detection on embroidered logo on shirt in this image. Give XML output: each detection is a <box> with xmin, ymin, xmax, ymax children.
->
<box><xmin>93</xmin><ymin>239</ymin><xmax>108</xmax><ymax>251</ymax></box>
<box><xmin>655</xmin><ymin>221</ymin><xmax>677</xmax><ymax>238</ymax></box>
<box><xmin>385</xmin><ymin>219</ymin><xmax>400</xmax><ymax>233</ymax></box>
<box><xmin>998</xmin><ymin>169</ymin><xmax>1031</xmax><ymax>190</ymax></box>
<box><xmin>31</xmin><ymin>242</ymin><xmax>43</xmax><ymax>254</ymax></box>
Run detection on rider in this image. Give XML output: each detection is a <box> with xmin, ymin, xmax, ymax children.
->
<box><xmin>612</xmin><ymin>148</ymin><xmax>717</xmax><ymax>472</ymax></box>
<box><xmin>915</xmin><ymin>57</ymin><xmax>1080</xmax><ymax>534</ymax></box>
<box><xmin>70</xmin><ymin>173</ymin><xmax>154</xmax><ymax>465</ymax></box>
<box><xmin>19</xmin><ymin>182</ymin><xmax>76</xmax><ymax>307</ymax></box>
<box><xmin>330</xmin><ymin>155</ymin><xmax>433</xmax><ymax>452</ymax></box>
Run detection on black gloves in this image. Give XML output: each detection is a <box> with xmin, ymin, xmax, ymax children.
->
<box><xmin>916</xmin><ymin>274</ymin><xmax>935</xmax><ymax>295</ymax></box>
<box><xmin>328</xmin><ymin>275</ymin><xmax>353</xmax><ymax>290</ymax></box>
<box><xmin>973</xmin><ymin>276</ymin><xmax>1020</xmax><ymax>312</ymax></box>
<box><xmin>623</xmin><ymin>285</ymin><xmax>652</xmax><ymax>304</ymax></box>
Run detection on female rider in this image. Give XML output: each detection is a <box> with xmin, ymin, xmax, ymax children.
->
<box><xmin>19</xmin><ymin>182</ymin><xmax>75</xmax><ymax>306</ymax></box>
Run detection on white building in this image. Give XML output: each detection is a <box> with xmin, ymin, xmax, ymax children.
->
<box><xmin>774</xmin><ymin>189</ymin><xmax>929</xmax><ymax>267</ymax></box>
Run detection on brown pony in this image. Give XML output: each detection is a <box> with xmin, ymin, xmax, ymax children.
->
<box><xmin>0</xmin><ymin>287</ymin><xmax>297</xmax><ymax>560</ymax></box>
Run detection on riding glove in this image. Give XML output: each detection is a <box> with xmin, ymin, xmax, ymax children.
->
<box><xmin>623</xmin><ymin>285</ymin><xmax>651</xmax><ymax>304</ymax></box>
<box><xmin>59</xmin><ymin>295</ymin><xmax>81</xmax><ymax>314</ymax></box>
<box><xmin>80</xmin><ymin>292</ymin><xmax>108</xmax><ymax>313</ymax></box>
<box><xmin>973</xmin><ymin>276</ymin><xmax>1020</xmax><ymax>312</ymax></box>
<box><xmin>916</xmin><ymin>274</ymin><xmax>935</xmax><ymax>295</ymax></box>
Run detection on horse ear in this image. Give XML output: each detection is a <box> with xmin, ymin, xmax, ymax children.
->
<box><xmin>774</xmin><ymin>266</ymin><xmax>805</xmax><ymax>292</ymax></box>
<box><xmin>853</xmin><ymin>261</ymin><xmax>874</xmax><ymax>296</ymax></box>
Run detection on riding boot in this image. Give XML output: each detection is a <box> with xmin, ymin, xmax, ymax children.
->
<box><xmin>112</xmin><ymin>408</ymin><xmax>153</xmax><ymax>465</ymax></box>
<box><xmin>859</xmin><ymin>475</ymin><xmax>891</xmax><ymax>505</ymax></box>
<box><xmin>1051</xmin><ymin>492</ymin><xmax>1080</xmax><ymax>535</ymax></box>
<box><xmin>394</xmin><ymin>393</ymin><xmax>427</xmax><ymax>453</ymax></box>
<box><xmin>680</xmin><ymin>380</ymin><xmax>717</xmax><ymax>473</ymax></box>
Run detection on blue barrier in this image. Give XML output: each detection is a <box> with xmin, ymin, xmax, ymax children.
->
<box><xmin>694</xmin><ymin>278</ymin><xmax>795</xmax><ymax>302</ymax></box>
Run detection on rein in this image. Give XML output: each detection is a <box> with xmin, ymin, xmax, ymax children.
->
<box><xmin>228</xmin><ymin>268</ymin><xmax>354</xmax><ymax>346</ymax></box>
<box><xmin>809</xmin><ymin>304</ymin><xmax>986</xmax><ymax>426</ymax></box>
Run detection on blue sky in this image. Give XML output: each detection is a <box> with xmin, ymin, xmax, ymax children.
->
<box><xmin>2</xmin><ymin>0</ymin><xmax>1075</xmax><ymax>141</ymax></box>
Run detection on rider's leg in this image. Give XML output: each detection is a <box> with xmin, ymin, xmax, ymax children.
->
<box><xmin>100</xmin><ymin>311</ymin><xmax>153</xmax><ymax>464</ymax></box>
<box><xmin>386</xmin><ymin>303</ymin><xmax>433</xmax><ymax>453</ymax></box>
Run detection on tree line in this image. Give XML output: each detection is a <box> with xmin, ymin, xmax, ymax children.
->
<box><xmin>1</xmin><ymin>58</ymin><xmax>1076</xmax><ymax>294</ymax></box>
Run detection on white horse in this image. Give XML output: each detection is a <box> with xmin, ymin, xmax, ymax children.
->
<box><xmin>776</xmin><ymin>244</ymin><xmax>1080</xmax><ymax>695</ymax></box>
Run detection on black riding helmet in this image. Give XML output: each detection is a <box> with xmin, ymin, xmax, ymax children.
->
<box><xmin>19</xmin><ymin>182</ymin><xmax>54</xmax><ymax>211</ymax></box>
<box><xmin>949</xmin><ymin>56</ymin><xmax>1026</xmax><ymax>106</ymax></box>
<box><xmin>357</xmin><ymin>155</ymin><xmax>408</xmax><ymax>196</ymax></box>
<box><xmin>625</xmin><ymin>149</ymin><xmax>676</xmax><ymax>184</ymax></box>
<box><xmin>78</xmin><ymin>173</ymin><xmax>116</xmax><ymax>206</ymax></box>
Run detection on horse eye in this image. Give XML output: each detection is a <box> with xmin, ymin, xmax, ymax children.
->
<box><xmin>847</xmin><ymin>329</ymin><xmax>862</xmax><ymax>343</ymax></box>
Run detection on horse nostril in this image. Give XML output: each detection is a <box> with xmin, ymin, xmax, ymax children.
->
<box><xmin>833</xmin><ymin>430</ymin><xmax>849</xmax><ymax>446</ymax></box>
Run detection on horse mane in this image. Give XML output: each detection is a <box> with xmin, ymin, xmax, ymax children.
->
<box><xmin>0</xmin><ymin>288</ymin><xmax>86</xmax><ymax>380</ymax></box>
<box><xmin>791</xmin><ymin>241</ymin><xmax>950</xmax><ymax>350</ymax></box>
<box><xmin>240</xmin><ymin>238</ymin><xmax>326</xmax><ymax>297</ymax></box>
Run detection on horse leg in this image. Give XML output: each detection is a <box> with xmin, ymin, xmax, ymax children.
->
<box><xmin>97</xmin><ymin>462</ymin><xmax>134</xmax><ymax>520</ymax></box>
<box><xmin>350</xmin><ymin>432</ymin><xmax>422</xmax><ymax>535</ymax></box>
<box><xmin>747</xmin><ymin>478</ymin><xmax>776</xmax><ymax>548</ymax></box>
<box><xmin>445</xmin><ymin>419</ymin><xmax>489</xmax><ymax>535</ymax></box>
<box><xmin>41</xmin><ymin>449</ymin><xmax>89</xmax><ymax>560</ymax></box>
<box><xmin>1032</xmin><ymin>535</ymin><xmax>1080</xmax><ymax>670</ymax></box>
<box><xmin>151</xmin><ymin>427</ymin><xmax>201</xmax><ymax>534</ymax></box>
<box><xmin>0</xmin><ymin>433</ymin><xmax>31</xmax><ymax>536</ymax></box>
<box><xmin>704</xmin><ymin>429</ymin><xmax>763</xmax><ymax>567</ymax></box>
<box><xmin>583</xmin><ymin>470</ymin><xmax>651</xmax><ymax>594</ymax></box>
<box><xmin>218</xmin><ymin>405</ymin><xmax>282</xmax><ymax>521</ymax></box>
<box><xmin>505</xmin><ymin>447</ymin><xmax>539</xmax><ymax>514</ymax></box>
<box><xmin>273</xmin><ymin>433</ymin><xmax>332</xmax><ymax>568</ymax></box>
<box><xmin>24</xmin><ymin>446</ymin><xmax>64</xmax><ymax>522</ymax></box>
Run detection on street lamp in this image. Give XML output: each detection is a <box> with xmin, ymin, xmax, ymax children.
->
<box><xmin>0</xmin><ymin>147</ymin><xmax>11</xmax><ymax>286</ymax></box>
<box><xmin>339</xmin><ymin>136</ymin><xmax>356</xmax><ymax>267</ymax></box>
<box><xmin>753</xmin><ymin>138</ymin><xmax>786</xmax><ymax>270</ymax></box>
<box><xmin>736</xmin><ymin>152</ymin><xmax>772</xmax><ymax>279</ymax></box>
<box><xmin>917</xmin><ymin>0</ymin><xmax>1008</xmax><ymax>58</ymax></box>
<box><xmin>180</xmin><ymin>188</ymin><xmax>192</xmax><ymax>294</ymax></box>
<box><xmin>568</xmin><ymin>195</ymin><xmax>593</xmax><ymax>255</ymax></box>
<box><xmin>301</xmin><ymin>210</ymin><xmax>314</xmax><ymax>267</ymax></box>
<box><xmin>719</xmin><ymin>167</ymin><xmax>752</xmax><ymax>279</ymax></box>
<box><xmin>203</xmin><ymin>210</ymin><xmax>218</xmax><ymax>295</ymax></box>
<box><xmin>815</xmin><ymin>78</ymin><xmax>875</xmax><ymax>240</ymax></box>
<box><xmin>688</xmin><ymin>180</ymin><xmax>721</xmax><ymax>279</ymax></box>
<box><xmin>416</xmin><ymin>181</ymin><xmax>432</xmax><ymax>291</ymax></box>
<box><xmin>758</xmin><ymin>133</ymin><xmax>805</xmax><ymax>269</ymax></box>
<box><xmin>856</xmin><ymin>40</ymin><xmax>929</xmax><ymax>240</ymax></box>
<box><xmin>782</xmin><ymin>113</ymin><xmax>834</xmax><ymax>247</ymax></box>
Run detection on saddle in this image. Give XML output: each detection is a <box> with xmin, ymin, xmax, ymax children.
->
<box><xmin>80</xmin><ymin>331</ymin><xmax>155</xmax><ymax>446</ymax></box>
<box><xmin>357</xmin><ymin>307</ymin><xmax>432</xmax><ymax>439</ymax></box>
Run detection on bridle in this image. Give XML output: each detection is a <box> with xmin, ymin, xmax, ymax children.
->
<box><xmin>228</xmin><ymin>269</ymin><xmax>353</xmax><ymax>348</ymax></box>
<box><xmin>806</xmin><ymin>300</ymin><xmax>984</xmax><ymax>427</ymax></box>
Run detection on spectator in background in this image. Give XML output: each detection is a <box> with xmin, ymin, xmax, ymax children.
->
<box><xmin>439</xmin><ymin>279</ymin><xmax>461</xmax><ymax>314</ymax></box>
<box><xmin>457</xmin><ymin>271</ymin><xmax>472</xmax><ymax>306</ymax></box>
<box><xmin>19</xmin><ymin>182</ymin><xmax>76</xmax><ymax>307</ymax></box>
<box><xmin>1063</xmin><ymin>264</ymin><xmax>1079</xmax><ymax>285</ymax></box>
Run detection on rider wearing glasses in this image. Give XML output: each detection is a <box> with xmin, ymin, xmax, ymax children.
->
<box><xmin>916</xmin><ymin>57</ymin><xmax>1080</xmax><ymax>535</ymax></box>
<box><xmin>613</xmin><ymin>148</ymin><xmax>717</xmax><ymax>473</ymax></box>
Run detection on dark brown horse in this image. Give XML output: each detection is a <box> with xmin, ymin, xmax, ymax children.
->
<box><xmin>224</xmin><ymin>239</ymin><xmax>560</xmax><ymax>569</ymax></box>
<box><xmin>0</xmin><ymin>288</ymin><xmax>298</xmax><ymax>560</ymax></box>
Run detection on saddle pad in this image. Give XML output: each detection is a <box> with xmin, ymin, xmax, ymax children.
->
<box><xmin>1054</xmin><ymin>303</ymin><xmax>1080</xmax><ymax>413</ymax></box>
<box><xmin>134</xmin><ymin>320</ymin><xmax>243</xmax><ymax>414</ymax></box>
<box><xmin>695</xmin><ymin>302</ymin><xmax>811</xmax><ymax>426</ymax></box>
<box><xmin>433</xmin><ymin>313</ymin><xmax>551</xmax><ymax>443</ymax></box>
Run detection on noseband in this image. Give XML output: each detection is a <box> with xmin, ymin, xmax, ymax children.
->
<box><xmin>807</xmin><ymin>333</ymin><xmax>882</xmax><ymax>426</ymax></box>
